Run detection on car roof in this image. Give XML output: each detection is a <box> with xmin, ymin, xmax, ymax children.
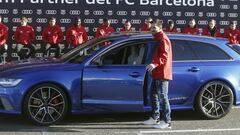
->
<box><xmin>106</xmin><ymin>31</ymin><xmax>229</xmax><ymax>46</ymax></box>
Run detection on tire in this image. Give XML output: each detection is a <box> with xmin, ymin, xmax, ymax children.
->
<box><xmin>23</xmin><ymin>83</ymin><xmax>69</xmax><ymax>125</ymax></box>
<box><xmin>196</xmin><ymin>81</ymin><xmax>233</xmax><ymax>119</ymax></box>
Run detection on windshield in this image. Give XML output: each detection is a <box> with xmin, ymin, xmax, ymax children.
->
<box><xmin>61</xmin><ymin>37</ymin><xmax>119</xmax><ymax>63</ymax></box>
<box><xmin>228</xmin><ymin>44</ymin><xmax>240</xmax><ymax>55</ymax></box>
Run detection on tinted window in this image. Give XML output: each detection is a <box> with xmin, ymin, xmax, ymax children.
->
<box><xmin>101</xmin><ymin>43</ymin><xmax>146</xmax><ymax>65</ymax></box>
<box><xmin>189</xmin><ymin>42</ymin><xmax>231</xmax><ymax>60</ymax></box>
<box><xmin>171</xmin><ymin>40</ymin><xmax>197</xmax><ymax>61</ymax></box>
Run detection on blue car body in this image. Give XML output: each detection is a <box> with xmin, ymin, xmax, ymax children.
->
<box><xmin>0</xmin><ymin>33</ymin><xmax>240</xmax><ymax>120</ymax></box>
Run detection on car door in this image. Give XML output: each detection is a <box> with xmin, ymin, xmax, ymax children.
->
<box><xmin>169</xmin><ymin>39</ymin><xmax>203</xmax><ymax>106</ymax></box>
<box><xmin>82</xmin><ymin>41</ymin><xmax>150</xmax><ymax>112</ymax></box>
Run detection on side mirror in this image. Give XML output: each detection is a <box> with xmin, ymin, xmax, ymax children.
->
<box><xmin>92</xmin><ymin>57</ymin><xmax>103</xmax><ymax>67</ymax></box>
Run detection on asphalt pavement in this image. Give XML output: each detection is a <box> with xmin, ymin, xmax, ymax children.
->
<box><xmin>0</xmin><ymin>107</ymin><xmax>240</xmax><ymax>135</ymax></box>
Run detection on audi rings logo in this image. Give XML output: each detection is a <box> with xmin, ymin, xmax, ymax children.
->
<box><xmin>12</xmin><ymin>18</ymin><xmax>20</xmax><ymax>23</ymax></box>
<box><xmin>22</xmin><ymin>10</ymin><xmax>33</xmax><ymax>14</ymax></box>
<box><xmin>220</xmin><ymin>21</ymin><xmax>229</xmax><ymax>26</ymax></box>
<box><xmin>36</xmin><ymin>18</ymin><xmax>47</xmax><ymax>23</ymax></box>
<box><xmin>220</xmin><ymin>5</ymin><xmax>230</xmax><ymax>9</ymax></box>
<box><xmin>140</xmin><ymin>11</ymin><xmax>150</xmax><ymax>16</ymax></box>
<box><xmin>110</xmin><ymin>19</ymin><xmax>118</xmax><ymax>24</ymax></box>
<box><xmin>60</xmin><ymin>18</ymin><xmax>71</xmax><ymax>23</ymax></box>
<box><xmin>70</xmin><ymin>10</ymin><xmax>81</xmax><ymax>15</ymax></box>
<box><xmin>35</xmin><ymin>53</ymin><xmax>43</xmax><ymax>58</ymax></box>
<box><xmin>206</xmin><ymin>12</ymin><xmax>217</xmax><ymax>17</ymax></box>
<box><xmin>162</xmin><ymin>12</ymin><xmax>173</xmax><ymax>17</ymax></box>
<box><xmin>46</xmin><ymin>10</ymin><xmax>57</xmax><ymax>15</ymax></box>
<box><xmin>185</xmin><ymin>12</ymin><xmax>195</xmax><ymax>17</ymax></box>
<box><xmin>228</xmin><ymin>13</ymin><xmax>238</xmax><ymax>18</ymax></box>
<box><xmin>84</xmin><ymin>19</ymin><xmax>95</xmax><ymax>24</ymax></box>
<box><xmin>117</xmin><ymin>11</ymin><xmax>127</xmax><ymax>16</ymax></box>
<box><xmin>131</xmin><ymin>19</ymin><xmax>141</xmax><ymax>24</ymax></box>
<box><xmin>176</xmin><ymin>20</ymin><xmax>186</xmax><ymax>25</ymax></box>
<box><xmin>93</xmin><ymin>11</ymin><xmax>104</xmax><ymax>15</ymax></box>
<box><xmin>0</xmin><ymin>9</ymin><xmax>9</xmax><ymax>14</ymax></box>
<box><xmin>198</xmin><ymin>20</ymin><xmax>208</xmax><ymax>25</ymax></box>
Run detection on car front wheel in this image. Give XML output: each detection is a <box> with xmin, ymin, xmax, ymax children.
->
<box><xmin>196</xmin><ymin>81</ymin><xmax>233</xmax><ymax>119</ymax></box>
<box><xmin>23</xmin><ymin>83</ymin><xmax>69</xmax><ymax>125</ymax></box>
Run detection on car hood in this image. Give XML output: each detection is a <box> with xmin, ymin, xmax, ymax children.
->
<box><xmin>0</xmin><ymin>58</ymin><xmax>67</xmax><ymax>74</ymax></box>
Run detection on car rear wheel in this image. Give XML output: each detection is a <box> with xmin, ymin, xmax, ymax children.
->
<box><xmin>196</xmin><ymin>81</ymin><xmax>233</xmax><ymax>119</ymax></box>
<box><xmin>23</xmin><ymin>84</ymin><xmax>68</xmax><ymax>125</ymax></box>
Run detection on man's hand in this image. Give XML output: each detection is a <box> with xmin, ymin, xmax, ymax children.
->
<box><xmin>146</xmin><ymin>64</ymin><xmax>157</xmax><ymax>74</ymax></box>
<box><xmin>46</xmin><ymin>43</ymin><xmax>51</xmax><ymax>50</ymax></box>
<box><xmin>100</xmin><ymin>29</ymin><xmax>105</xmax><ymax>36</ymax></box>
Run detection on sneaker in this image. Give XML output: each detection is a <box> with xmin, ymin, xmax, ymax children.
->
<box><xmin>153</xmin><ymin>121</ymin><xmax>172</xmax><ymax>129</ymax></box>
<box><xmin>143</xmin><ymin>117</ymin><xmax>159</xmax><ymax>125</ymax></box>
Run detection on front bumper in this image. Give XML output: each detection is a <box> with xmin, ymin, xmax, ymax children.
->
<box><xmin>0</xmin><ymin>87</ymin><xmax>23</xmax><ymax>114</ymax></box>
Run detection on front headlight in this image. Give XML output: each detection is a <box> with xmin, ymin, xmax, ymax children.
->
<box><xmin>0</xmin><ymin>78</ymin><xmax>22</xmax><ymax>87</ymax></box>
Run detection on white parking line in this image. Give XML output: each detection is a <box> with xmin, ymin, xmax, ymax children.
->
<box><xmin>233</xmin><ymin>106</ymin><xmax>240</xmax><ymax>109</ymax></box>
<box><xmin>140</xmin><ymin>128</ymin><xmax>240</xmax><ymax>134</ymax></box>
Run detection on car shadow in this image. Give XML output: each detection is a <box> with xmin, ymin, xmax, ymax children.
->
<box><xmin>0</xmin><ymin>110</ymin><xmax>208</xmax><ymax>132</ymax></box>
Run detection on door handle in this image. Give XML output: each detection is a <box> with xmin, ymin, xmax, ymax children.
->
<box><xmin>129</xmin><ymin>72</ymin><xmax>141</xmax><ymax>78</ymax></box>
<box><xmin>188</xmin><ymin>67</ymin><xmax>200</xmax><ymax>72</ymax></box>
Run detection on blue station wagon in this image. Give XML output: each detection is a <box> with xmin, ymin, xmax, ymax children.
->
<box><xmin>0</xmin><ymin>32</ymin><xmax>240</xmax><ymax>125</ymax></box>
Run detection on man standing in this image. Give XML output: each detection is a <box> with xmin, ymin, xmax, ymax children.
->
<box><xmin>42</xmin><ymin>17</ymin><xmax>63</xmax><ymax>57</ymax></box>
<box><xmin>0</xmin><ymin>16</ymin><xmax>8</xmax><ymax>56</ymax></box>
<box><xmin>66</xmin><ymin>17</ymin><xmax>88</xmax><ymax>49</ymax></box>
<box><xmin>144</xmin><ymin>22</ymin><xmax>172</xmax><ymax>129</ymax></box>
<box><xmin>14</xmin><ymin>16</ymin><xmax>35</xmax><ymax>59</ymax></box>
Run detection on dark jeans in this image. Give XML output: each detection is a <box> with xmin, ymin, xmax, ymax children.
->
<box><xmin>151</xmin><ymin>79</ymin><xmax>171</xmax><ymax>123</ymax></box>
<box><xmin>18</xmin><ymin>44</ymin><xmax>35</xmax><ymax>60</ymax></box>
<box><xmin>0</xmin><ymin>45</ymin><xmax>7</xmax><ymax>56</ymax></box>
<box><xmin>45</xmin><ymin>44</ymin><xmax>60</xmax><ymax>58</ymax></box>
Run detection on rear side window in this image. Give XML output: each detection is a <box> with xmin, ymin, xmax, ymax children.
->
<box><xmin>189</xmin><ymin>42</ymin><xmax>231</xmax><ymax>60</ymax></box>
<box><xmin>171</xmin><ymin>40</ymin><xmax>198</xmax><ymax>61</ymax></box>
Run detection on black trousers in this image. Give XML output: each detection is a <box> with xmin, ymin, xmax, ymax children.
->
<box><xmin>18</xmin><ymin>44</ymin><xmax>35</xmax><ymax>60</ymax></box>
<box><xmin>0</xmin><ymin>45</ymin><xmax>7</xmax><ymax>56</ymax></box>
<box><xmin>45</xmin><ymin>44</ymin><xmax>60</xmax><ymax>58</ymax></box>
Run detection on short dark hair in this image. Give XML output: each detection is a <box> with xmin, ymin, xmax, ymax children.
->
<box><xmin>21</xmin><ymin>16</ymin><xmax>28</xmax><ymax>21</ymax></box>
<box><xmin>103</xmin><ymin>18</ymin><xmax>109</xmax><ymax>23</ymax></box>
<box><xmin>75</xmin><ymin>17</ymin><xmax>81</xmax><ymax>21</ymax></box>
<box><xmin>50</xmin><ymin>17</ymin><xmax>56</xmax><ymax>21</ymax></box>
<box><xmin>154</xmin><ymin>22</ymin><xmax>163</xmax><ymax>29</ymax></box>
<box><xmin>230</xmin><ymin>21</ymin><xmax>237</xmax><ymax>25</ymax></box>
<box><xmin>168</xmin><ymin>20</ymin><xmax>174</xmax><ymax>25</ymax></box>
